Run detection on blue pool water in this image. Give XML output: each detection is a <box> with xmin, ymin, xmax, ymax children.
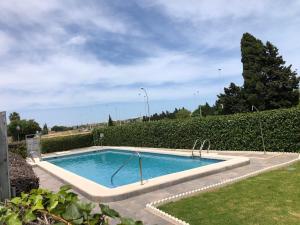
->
<box><xmin>46</xmin><ymin>150</ymin><xmax>222</xmax><ymax>188</ymax></box>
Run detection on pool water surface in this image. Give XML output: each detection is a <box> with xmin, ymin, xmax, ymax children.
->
<box><xmin>46</xmin><ymin>150</ymin><xmax>223</xmax><ymax>188</ymax></box>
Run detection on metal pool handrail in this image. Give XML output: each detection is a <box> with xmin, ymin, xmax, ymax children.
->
<box><xmin>110</xmin><ymin>151</ymin><xmax>143</xmax><ymax>186</ymax></box>
<box><xmin>199</xmin><ymin>139</ymin><xmax>211</xmax><ymax>157</ymax></box>
<box><xmin>192</xmin><ymin>139</ymin><xmax>211</xmax><ymax>158</ymax></box>
<box><xmin>191</xmin><ymin>139</ymin><xmax>200</xmax><ymax>157</ymax></box>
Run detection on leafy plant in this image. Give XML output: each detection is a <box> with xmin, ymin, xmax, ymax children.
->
<box><xmin>0</xmin><ymin>186</ymin><xmax>143</xmax><ymax>225</ymax></box>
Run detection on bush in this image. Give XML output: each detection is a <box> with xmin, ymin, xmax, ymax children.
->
<box><xmin>41</xmin><ymin>133</ymin><xmax>94</xmax><ymax>153</ymax></box>
<box><xmin>8</xmin><ymin>119</ymin><xmax>41</xmax><ymax>141</ymax></box>
<box><xmin>8</xmin><ymin>141</ymin><xmax>27</xmax><ymax>158</ymax></box>
<box><xmin>0</xmin><ymin>186</ymin><xmax>143</xmax><ymax>225</ymax></box>
<box><xmin>9</xmin><ymin>152</ymin><xmax>39</xmax><ymax>197</ymax></box>
<box><xmin>93</xmin><ymin>107</ymin><xmax>300</xmax><ymax>152</ymax></box>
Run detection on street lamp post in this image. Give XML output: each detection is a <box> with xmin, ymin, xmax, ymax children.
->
<box><xmin>141</xmin><ymin>88</ymin><xmax>150</xmax><ymax>121</ymax></box>
<box><xmin>252</xmin><ymin>105</ymin><xmax>266</xmax><ymax>154</ymax></box>
<box><xmin>193</xmin><ymin>91</ymin><xmax>202</xmax><ymax>117</ymax></box>
<box><xmin>16</xmin><ymin>125</ymin><xmax>21</xmax><ymax>142</ymax></box>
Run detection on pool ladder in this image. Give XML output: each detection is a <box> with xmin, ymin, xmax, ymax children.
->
<box><xmin>111</xmin><ymin>151</ymin><xmax>143</xmax><ymax>186</ymax></box>
<box><xmin>192</xmin><ymin>139</ymin><xmax>211</xmax><ymax>158</ymax></box>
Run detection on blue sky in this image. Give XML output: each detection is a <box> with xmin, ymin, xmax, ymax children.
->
<box><xmin>0</xmin><ymin>0</ymin><xmax>300</xmax><ymax>126</ymax></box>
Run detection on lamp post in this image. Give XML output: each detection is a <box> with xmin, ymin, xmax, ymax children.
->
<box><xmin>252</xmin><ymin>105</ymin><xmax>266</xmax><ymax>154</ymax></box>
<box><xmin>138</xmin><ymin>93</ymin><xmax>147</xmax><ymax>120</ymax></box>
<box><xmin>140</xmin><ymin>88</ymin><xmax>150</xmax><ymax>121</ymax></box>
<box><xmin>16</xmin><ymin>125</ymin><xmax>20</xmax><ymax>142</ymax></box>
<box><xmin>193</xmin><ymin>91</ymin><xmax>202</xmax><ymax>117</ymax></box>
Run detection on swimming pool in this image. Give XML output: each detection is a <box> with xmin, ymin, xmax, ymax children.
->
<box><xmin>37</xmin><ymin>147</ymin><xmax>249</xmax><ymax>201</ymax></box>
<box><xmin>46</xmin><ymin>150</ymin><xmax>222</xmax><ymax>188</ymax></box>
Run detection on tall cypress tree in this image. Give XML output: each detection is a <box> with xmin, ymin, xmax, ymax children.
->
<box><xmin>217</xmin><ymin>33</ymin><xmax>299</xmax><ymax>114</ymax></box>
<box><xmin>241</xmin><ymin>33</ymin><xmax>266</xmax><ymax>110</ymax></box>
<box><xmin>262</xmin><ymin>41</ymin><xmax>299</xmax><ymax>109</ymax></box>
<box><xmin>108</xmin><ymin>115</ymin><xmax>114</xmax><ymax>126</ymax></box>
<box><xmin>241</xmin><ymin>33</ymin><xmax>299</xmax><ymax>110</ymax></box>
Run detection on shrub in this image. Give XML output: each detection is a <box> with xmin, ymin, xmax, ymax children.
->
<box><xmin>8</xmin><ymin>141</ymin><xmax>27</xmax><ymax>158</ymax></box>
<box><xmin>41</xmin><ymin>133</ymin><xmax>93</xmax><ymax>153</ymax></box>
<box><xmin>9</xmin><ymin>152</ymin><xmax>39</xmax><ymax>197</ymax></box>
<box><xmin>8</xmin><ymin>119</ymin><xmax>41</xmax><ymax>141</ymax></box>
<box><xmin>0</xmin><ymin>186</ymin><xmax>143</xmax><ymax>225</ymax></box>
<box><xmin>93</xmin><ymin>107</ymin><xmax>300</xmax><ymax>152</ymax></box>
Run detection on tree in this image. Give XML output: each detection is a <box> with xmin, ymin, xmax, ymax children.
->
<box><xmin>108</xmin><ymin>115</ymin><xmax>114</xmax><ymax>126</ymax></box>
<box><xmin>42</xmin><ymin>123</ymin><xmax>49</xmax><ymax>135</ymax></box>
<box><xmin>216</xmin><ymin>83</ymin><xmax>248</xmax><ymax>114</ymax></box>
<box><xmin>241</xmin><ymin>33</ymin><xmax>299</xmax><ymax>110</ymax></box>
<box><xmin>8</xmin><ymin>119</ymin><xmax>41</xmax><ymax>141</ymax></box>
<box><xmin>216</xmin><ymin>33</ymin><xmax>299</xmax><ymax>114</ymax></box>
<box><xmin>175</xmin><ymin>108</ymin><xmax>191</xmax><ymax>119</ymax></box>
<box><xmin>241</xmin><ymin>32</ymin><xmax>266</xmax><ymax>110</ymax></box>
<box><xmin>262</xmin><ymin>41</ymin><xmax>299</xmax><ymax>109</ymax></box>
<box><xmin>9</xmin><ymin>112</ymin><xmax>20</xmax><ymax>122</ymax></box>
<box><xmin>51</xmin><ymin>125</ymin><xmax>73</xmax><ymax>132</ymax></box>
<box><xmin>192</xmin><ymin>102</ymin><xmax>217</xmax><ymax>117</ymax></box>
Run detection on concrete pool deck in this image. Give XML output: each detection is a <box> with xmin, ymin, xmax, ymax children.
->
<box><xmin>33</xmin><ymin>149</ymin><xmax>299</xmax><ymax>225</ymax></box>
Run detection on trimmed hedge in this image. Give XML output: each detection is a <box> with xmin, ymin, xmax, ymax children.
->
<box><xmin>9</xmin><ymin>152</ymin><xmax>39</xmax><ymax>196</ymax></box>
<box><xmin>8</xmin><ymin>141</ymin><xmax>27</xmax><ymax>158</ymax></box>
<box><xmin>93</xmin><ymin>107</ymin><xmax>300</xmax><ymax>152</ymax></box>
<box><xmin>41</xmin><ymin>133</ymin><xmax>93</xmax><ymax>153</ymax></box>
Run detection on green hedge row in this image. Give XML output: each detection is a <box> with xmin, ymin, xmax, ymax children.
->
<box><xmin>93</xmin><ymin>107</ymin><xmax>300</xmax><ymax>152</ymax></box>
<box><xmin>8</xmin><ymin>141</ymin><xmax>27</xmax><ymax>158</ymax></box>
<box><xmin>41</xmin><ymin>133</ymin><xmax>94</xmax><ymax>153</ymax></box>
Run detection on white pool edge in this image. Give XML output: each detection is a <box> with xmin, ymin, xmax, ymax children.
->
<box><xmin>146</xmin><ymin>154</ymin><xmax>300</xmax><ymax>225</ymax></box>
<box><xmin>34</xmin><ymin>146</ymin><xmax>250</xmax><ymax>202</ymax></box>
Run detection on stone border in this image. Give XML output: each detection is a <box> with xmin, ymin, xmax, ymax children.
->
<box><xmin>32</xmin><ymin>146</ymin><xmax>250</xmax><ymax>202</ymax></box>
<box><xmin>146</xmin><ymin>154</ymin><xmax>300</xmax><ymax>225</ymax></box>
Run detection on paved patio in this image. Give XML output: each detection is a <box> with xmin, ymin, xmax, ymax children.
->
<box><xmin>33</xmin><ymin>151</ymin><xmax>299</xmax><ymax>225</ymax></box>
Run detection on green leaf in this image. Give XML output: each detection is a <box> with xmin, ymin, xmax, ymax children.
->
<box><xmin>118</xmin><ymin>217</ymin><xmax>143</xmax><ymax>225</ymax></box>
<box><xmin>31</xmin><ymin>198</ymin><xmax>44</xmax><ymax>211</ymax></box>
<box><xmin>47</xmin><ymin>195</ymin><xmax>59</xmax><ymax>212</ymax></box>
<box><xmin>59</xmin><ymin>185</ymin><xmax>72</xmax><ymax>192</ymax></box>
<box><xmin>62</xmin><ymin>203</ymin><xmax>81</xmax><ymax>221</ymax></box>
<box><xmin>99</xmin><ymin>204</ymin><xmax>120</xmax><ymax>218</ymax></box>
<box><xmin>10</xmin><ymin>197</ymin><xmax>21</xmax><ymax>205</ymax></box>
<box><xmin>6</xmin><ymin>213</ymin><xmax>22</xmax><ymax>225</ymax></box>
<box><xmin>24</xmin><ymin>210</ymin><xmax>36</xmax><ymax>223</ymax></box>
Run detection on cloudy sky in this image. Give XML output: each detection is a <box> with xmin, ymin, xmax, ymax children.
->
<box><xmin>0</xmin><ymin>0</ymin><xmax>299</xmax><ymax>126</ymax></box>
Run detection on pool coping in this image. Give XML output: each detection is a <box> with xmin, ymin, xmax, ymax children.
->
<box><xmin>33</xmin><ymin>146</ymin><xmax>250</xmax><ymax>202</ymax></box>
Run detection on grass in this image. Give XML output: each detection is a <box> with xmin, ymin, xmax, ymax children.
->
<box><xmin>159</xmin><ymin>161</ymin><xmax>300</xmax><ymax>225</ymax></box>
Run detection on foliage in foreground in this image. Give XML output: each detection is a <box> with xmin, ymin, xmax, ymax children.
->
<box><xmin>0</xmin><ymin>186</ymin><xmax>143</xmax><ymax>225</ymax></box>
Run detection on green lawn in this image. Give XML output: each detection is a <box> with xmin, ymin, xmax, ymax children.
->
<box><xmin>159</xmin><ymin>162</ymin><xmax>300</xmax><ymax>225</ymax></box>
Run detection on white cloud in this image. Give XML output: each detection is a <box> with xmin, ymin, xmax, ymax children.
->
<box><xmin>66</xmin><ymin>36</ymin><xmax>87</xmax><ymax>46</ymax></box>
<box><xmin>146</xmin><ymin>0</ymin><xmax>267</xmax><ymax>21</ymax></box>
<box><xmin>0</xmin><ymin>1</ymin><xmax>129</xmax><ymax>34</ymax></box>
<box><xmin>0</xmin><ymin>50</ymin><xmax>239</xmax><ymax>110</ymax></box>
<box><xmin>0</xmin><ymin>32</ymin><xmax>15</xmax><ymax>56</ymax></box>
<box><xmin>1</xmin><ymin>0</ymin><xmax>299</xmax><ymax>113</ymax></box>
